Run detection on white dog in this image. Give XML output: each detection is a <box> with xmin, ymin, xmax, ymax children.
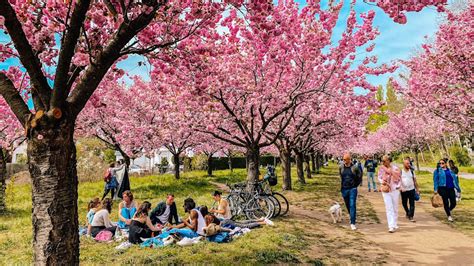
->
<box><xmin>329</xmin><ymin>201</ymin><xmax>342</xmax><ymax>223</ymax></box>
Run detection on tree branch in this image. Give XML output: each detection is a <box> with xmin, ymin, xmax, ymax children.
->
<box><xmin>0</xmin><ymin>73</ymin><xmax>31</xmax><ymax>127</ymax></box>
<box><xmin>51</xmin><ymin>0</ymin><xmax>91</xmax><ymax>108</ymax></box>
<box><xmin>0</xmin><ymin>0</ymin><xmax>51</xmax><ymax>109</ymax></box>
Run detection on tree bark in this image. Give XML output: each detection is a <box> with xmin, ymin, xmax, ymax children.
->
<box><xmin>295</xmin><ymin>150</ymin><xmax>305</xmax><ymax>184</ymax></box>
<box><xmin>0</xmin><ymin>148</ymin><xmax>6</xmax><ymax>214</ymax></box>
<box><xmin>304</xmin><ymin>155</ymin><xmax>312</xmax><ymax>179</ymax></box>
<box><xmin>279</xmin><ymin>148</ymin><xmax>292</xmax><ymax>191</ymax></box>
<box><xmin>27</xmin><ymin>121</ymin><xmax>79</xmax><ymax>265</ymax></box>
<box><xmin>207</xmin><ymin>154</ymin><xmax>213</xmax><ymax>177</ymax></box>
<box><xmin>315</xmin><ymin>152</ymin><xmax>321</xmax><ymax>174</ymax></box>
<box><xmin>310</xmin><ymin>152</ymin><xmax>316</xmax><ymax>174</ymax></box>
<box><xmin>246</xmin><ymin>146</ymin><xmax>260</xmax><ymax>189</ymax></box>
<box><xmin>414</xmin><ymin>150</ymin><xmax>420</xmax><ymax>172</ymax></box>
<box><xmin>173</xmin><ymin>153</ymin><xmax>180</xmax><ymax>180</ymax></box>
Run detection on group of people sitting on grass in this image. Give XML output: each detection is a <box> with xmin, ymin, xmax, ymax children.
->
<box><xmin>83</xmin><ymin>190</ymin><xmax>274</xmax><ymax>248</ymax></box>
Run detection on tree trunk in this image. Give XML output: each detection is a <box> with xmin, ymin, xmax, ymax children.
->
<box><xmin>315</xmin><ymin>152</ymin><xmax>321</xmax><ymax>174</ymax></box>
<box><xmin>279</xmin><ymin>148</ymin><xmax>292</xmax><ymax>191</ymax></box>
<box><xmin>0</xmin><ymin>148</ymin><xmax>6</xmax><ymax>214</ymax></box>
<box><xmin>207</xmin><ymin>154</ymin><xmax>213</xmax><ymax>177</ymax></box>
<box><xmin>427</xmin><ymin>143</ymin><xmax>435</xmax><ymax>161</ymax></box>
<box><xmin>27</xmin><ymin>122</ymin><xmax>79</xmax><ymax>265</ymax></box>
<box><xmin>173</xmin><ymin>153</ymin><xmax>180</xmax><ymax>180</ymax></box>
<box><xmin>227</xmin><ymin>154</ymin><xmax>233</xmax><ymax>173</ymax></box>
<box><xmin>414</xmin><ymin>150</ymin><xmax>420</xmax><ymax>171</ymax></box>
<box><xmin>246</xmin><ymin>146</ymin><xmax>260</xmax><ymax>189</ymax></box>
<box><xmin>304</xmin><ymin>155</ymin><xmax>312</xmax><ymax>179</ymax></box>
<box><xmin>295</xmin><ymin>150</ymin><xmax>305</xmax><ymax>184</ymax></box>
<box><xmin>310</xmin><ymin>152</ymin><xmax>316</xmax><ymax>174</ymax></box>
<box><xmin>419</xmin><ymin>149</ymin><xmax>426</xmax><ymax>163</ymax></box>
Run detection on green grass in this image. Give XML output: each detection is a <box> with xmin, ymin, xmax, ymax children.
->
<box><xmin>414</xmin><ymin>170</ymin><xmax>474</xmax><ymax>237</ymax></box>
<box><xmin>0</xmin><ymin>165</ymin><xmax>416</xmax><ymax>264</ymax></box>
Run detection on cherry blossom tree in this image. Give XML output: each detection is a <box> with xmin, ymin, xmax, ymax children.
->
<box><xmin>403</xmin><ymin>4</ymin><xmax>473</xmax><ymax>133</ymax></box>
<box><xmin>0</xmin><ymin>1</ymin><xmax>227</xmax><ymax>263</ymax></box>
<box><xmin>162</xmin><ymin>1</ymin><xmax>395</xmax><ymax>187</ymax></box>
<box><xmin>364</xmin><ymin>0</ymin><xmax>447</xmax><ymax>24</ymax></box>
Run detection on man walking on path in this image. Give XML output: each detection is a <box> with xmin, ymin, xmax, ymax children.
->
<box><xmin>340</xmin><ymin>153</ymin><xmax>362</xmax><ymax>230</ymax></box>
<box><xmin>364</xmin><ymin>155</ymin><xmax>378</xmax><ymax>192</ymax></box>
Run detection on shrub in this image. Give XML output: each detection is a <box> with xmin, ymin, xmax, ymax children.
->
<box><xmin>450</xmin><ymin>145</ymin><xmax>471</xmax><ymax>166</ymax></box>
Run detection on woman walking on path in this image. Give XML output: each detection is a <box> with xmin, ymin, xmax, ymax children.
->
<box><xmin>400</xmin><ymin>157</ymin><xmax>419</xmax><ymax>222</ymax></box>
<box><xmin>434</xmin><ymin>159</ymin><xmax>461</xmax><ymax>222</ymax></box>
<box><xmin>102</xmin><ymin>163</ymin><xmax>119</xmax><ymax>200</ymax></box>
<box><xmin>378</xmin><ymin>155</ymin><xmax>401</xmax><ymax>233</ymax></box>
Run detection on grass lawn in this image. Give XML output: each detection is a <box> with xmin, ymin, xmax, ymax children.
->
<box><xmin>5</xmin><ymin>164</ymin><xmax>463</xmax><ymax>264</ymax></box>
<box><xmin>414</xmin><ymin>170</ymin><xmax>474</xmax><ymax>237</ymax></box>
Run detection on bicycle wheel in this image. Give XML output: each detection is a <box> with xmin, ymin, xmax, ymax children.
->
<box><xmin>267</xmin><ymin>195</ymin><xmax>281</xmax><ymax>218</ymax></box>
<box><xmin>244</xmin><ymin>196</ymin><xmax>273</xmax><ymax>220</ymax></box>
<box><xmin>272</xmin><ymin>192</ymin><xmax>289</xmax><ymax>216</ymax></box>
<box><xmin>227</xmin><ymin>194</ymin><xmax>246</xmax><ymax>220</ymax></box>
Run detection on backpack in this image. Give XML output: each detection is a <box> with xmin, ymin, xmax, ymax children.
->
<box><xmin>95</xmin><ymin>230</ymin><xmax>113</xmax><ymax>242</ymax></box>
<box><xmin>339</xmin><ymin>163</ymin><xmax>362</xmax><ymax>186</ymax></box>
<box><xmin>104</xmin><ymin>169</ymin><xmax>112</xmax><ymax>182</ymax></box>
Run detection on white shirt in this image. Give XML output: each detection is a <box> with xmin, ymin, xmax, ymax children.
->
<box><xmin>401</xmin><ymin>168</ymin><xmax>415</xmax><ymax>192</ymax></box>
<box><xmin>158</xmin><ymin>205</ymin><xmax>171</xmax><ymax>224</ymax></box>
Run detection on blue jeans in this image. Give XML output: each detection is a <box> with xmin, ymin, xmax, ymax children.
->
<box><xmin>367</xmin><ymin>172</ymin><xmax>377</xmax><ymax>190</ymax></box>
<box><xmin>118</xmin><ymin>207</ymin><xmax>137</xmax><ymax>229</ymax></box>
<box><xmin>341</xmin><ymin>187</ymin><xmax>358</xmax><ymax>224</ymax></box>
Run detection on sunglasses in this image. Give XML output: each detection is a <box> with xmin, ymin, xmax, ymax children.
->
<box><xmin>440</xmin><ymin>162</ymin><xmax>445</xmax><ymax>165</ymax></box>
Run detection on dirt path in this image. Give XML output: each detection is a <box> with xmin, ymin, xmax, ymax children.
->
<box><xmin>359</xmin><ymin>187</ymin><xmax>474</xmax><ymax>265</ymax></box>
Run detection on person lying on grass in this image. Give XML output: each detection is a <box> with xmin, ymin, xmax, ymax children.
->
<box><xmin>166</xmin><ymin>198</ymin><xmax>206</xmax><ymax>238</ymax></box>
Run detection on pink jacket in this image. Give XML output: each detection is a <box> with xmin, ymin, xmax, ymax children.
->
<box><xmin>378</xmin><ymin>165</ymin><xmax>401</xmax><ymax>192</ymax></box>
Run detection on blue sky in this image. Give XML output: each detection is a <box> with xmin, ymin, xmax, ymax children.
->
<box><xmin>0</xmin><ymin>0</ymin><xmax>446</xmax><ymax>89</ymax></box>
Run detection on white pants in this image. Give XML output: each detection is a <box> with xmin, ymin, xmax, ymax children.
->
<box><xmin>382</xmin><ymin>190</ymin><xmax>400</xmax><ymax>229</ymax></box>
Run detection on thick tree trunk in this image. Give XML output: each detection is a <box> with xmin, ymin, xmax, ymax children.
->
<box><xmin>279</xmin><ymin>148</ymin><xmax>292</xmax><ymax>191</ymax></box>
<box><xmin>173</xmin><ymin>153</ymin><xmax>180</xmax><ymax>180</ymax></box>
<box><xmin>304</xmin><ymin>155</ymin><xmax>312</xmax><ymax>179</ymax></box>
<box><xmin>295</xmin><ymin>150</ymin><xmax>305</xmax><ymax>184</ymax></box>
<box><xmin>246</xmin><ymin>146</ymin><xmax>260</xmax><ymax>189</ymax></box>
<box><xmin>310</xmin><ymin>152</ymin><xmax>316</xmax><ymax>174</ymax></box>
<box><xmin>414</xmin><ymin>150</ymin><xmax>420</xmax><ymax>171</ymax></box>
<box><xmin>207</xmin><ymin>154</ymin><xmax>213</xmax><ymax>177</ymax></box>
<box><xmin>0</xmin><ymin>148</ymin><xmax>6</xmax><ymax>214</ymax></box>
<box><xmin>427</xmin><ymin>143</ymin><xmax>436</xmax><ymax>161</ymax></box>
<box><xmin>27</xmin><ymin>122</ymin><xmax>79</xmax><ymax>265</ymax></box>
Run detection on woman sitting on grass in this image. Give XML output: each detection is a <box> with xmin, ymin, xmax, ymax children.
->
<box><xmin>117</xmin><ymin>190</ymin><xmax>137</xmax><ymax>229</ymax></box>
<box><xmin>128</xmin><ymin>201</ymin><xmax>162</xmax><ymax>244</ymax></box>
<box><xmin>90</xmin><ymin>198</ymin><xmax>117</xmax><ymax>238</ymax></box>
<box><xmin>86</xmin><ymin>198</ymin><xmax>101</xmax><ymax>236</ymax></box>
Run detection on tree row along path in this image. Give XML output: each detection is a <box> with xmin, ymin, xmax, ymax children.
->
<box><xmin>211</xmin><ymin>180</ymin><xmax>474</xmax><ymax>265</ymax></box>
<box><xmin>419</xmin><ymin>167</ymin><xmax>474</xmax><ymax>180</ymax></box>
<box><xmin>359</xmin><ymin>186</ymin><xmax>474</xmax><ymax>265</ymax></box>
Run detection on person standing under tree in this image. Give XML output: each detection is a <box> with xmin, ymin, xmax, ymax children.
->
<box><xmin>339</xmin><ymin>153</ymin><xmax>362</xmax><ymax>231</ymax></box>
<box><xmin>434</xmin><ymin>159</ymin><xmax>461</xmax><ymax>222</ymax></box>
<box><xmin>102</xmin><ymin>163</ymin><xmax>118</xmax><ymax>200</ymax></box>
<box><xmin>364</xmin><ymin>155</ymin><xmax>378</xmax><ymax>192</ymax></box>
<box><xmin>400</xmin><ymin>157</ymin><xmax>419</xmax><ymax>222</ymax></box>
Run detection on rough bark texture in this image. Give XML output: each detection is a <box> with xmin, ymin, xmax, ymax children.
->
<box><xmin>207</xmin><ymin>154</ymin><xmax>213</xmax><ymax>177</ymax></box>
<box><xmin>304</xmin><ymin>155</ymin><xmax>312</xmax><ymax>179</ymax></box>
<box><xmin>295</xmin><ymin>151</ymin><xmax>305</xmax><ymax>184</ymax></box>
<box><xmin>173</xmin><ymin>153</ymin><xmax>180</xmax><ymax>180</ymax></box>
<box><xmin>246</xmin><ymin>146</ymin><xmax>260</xmax><ymax>189</ymax></box>
<box><xmin>280</xmin><ymin>148</ymin><xmax>292</xmax><ymax>191</ymax></box>
<box><xmin>0</xmin><ymin>148</ymin><xmax>6</xmax><ymax>213</ymax></box>
<box><xmin>28</xmin><ymin>121</ymin><xmax>79</xmax><ymax>265</ymax></box>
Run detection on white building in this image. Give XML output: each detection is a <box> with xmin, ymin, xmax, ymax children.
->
<box><xmin>11</xmin><ymin>141</ymin><xmax>27</xmax><ymax>163</ymax></box>
<box><xmin>116</xmin><ymin>146</ymin><xmax>192</xmax><ymax>172</ymax></box>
